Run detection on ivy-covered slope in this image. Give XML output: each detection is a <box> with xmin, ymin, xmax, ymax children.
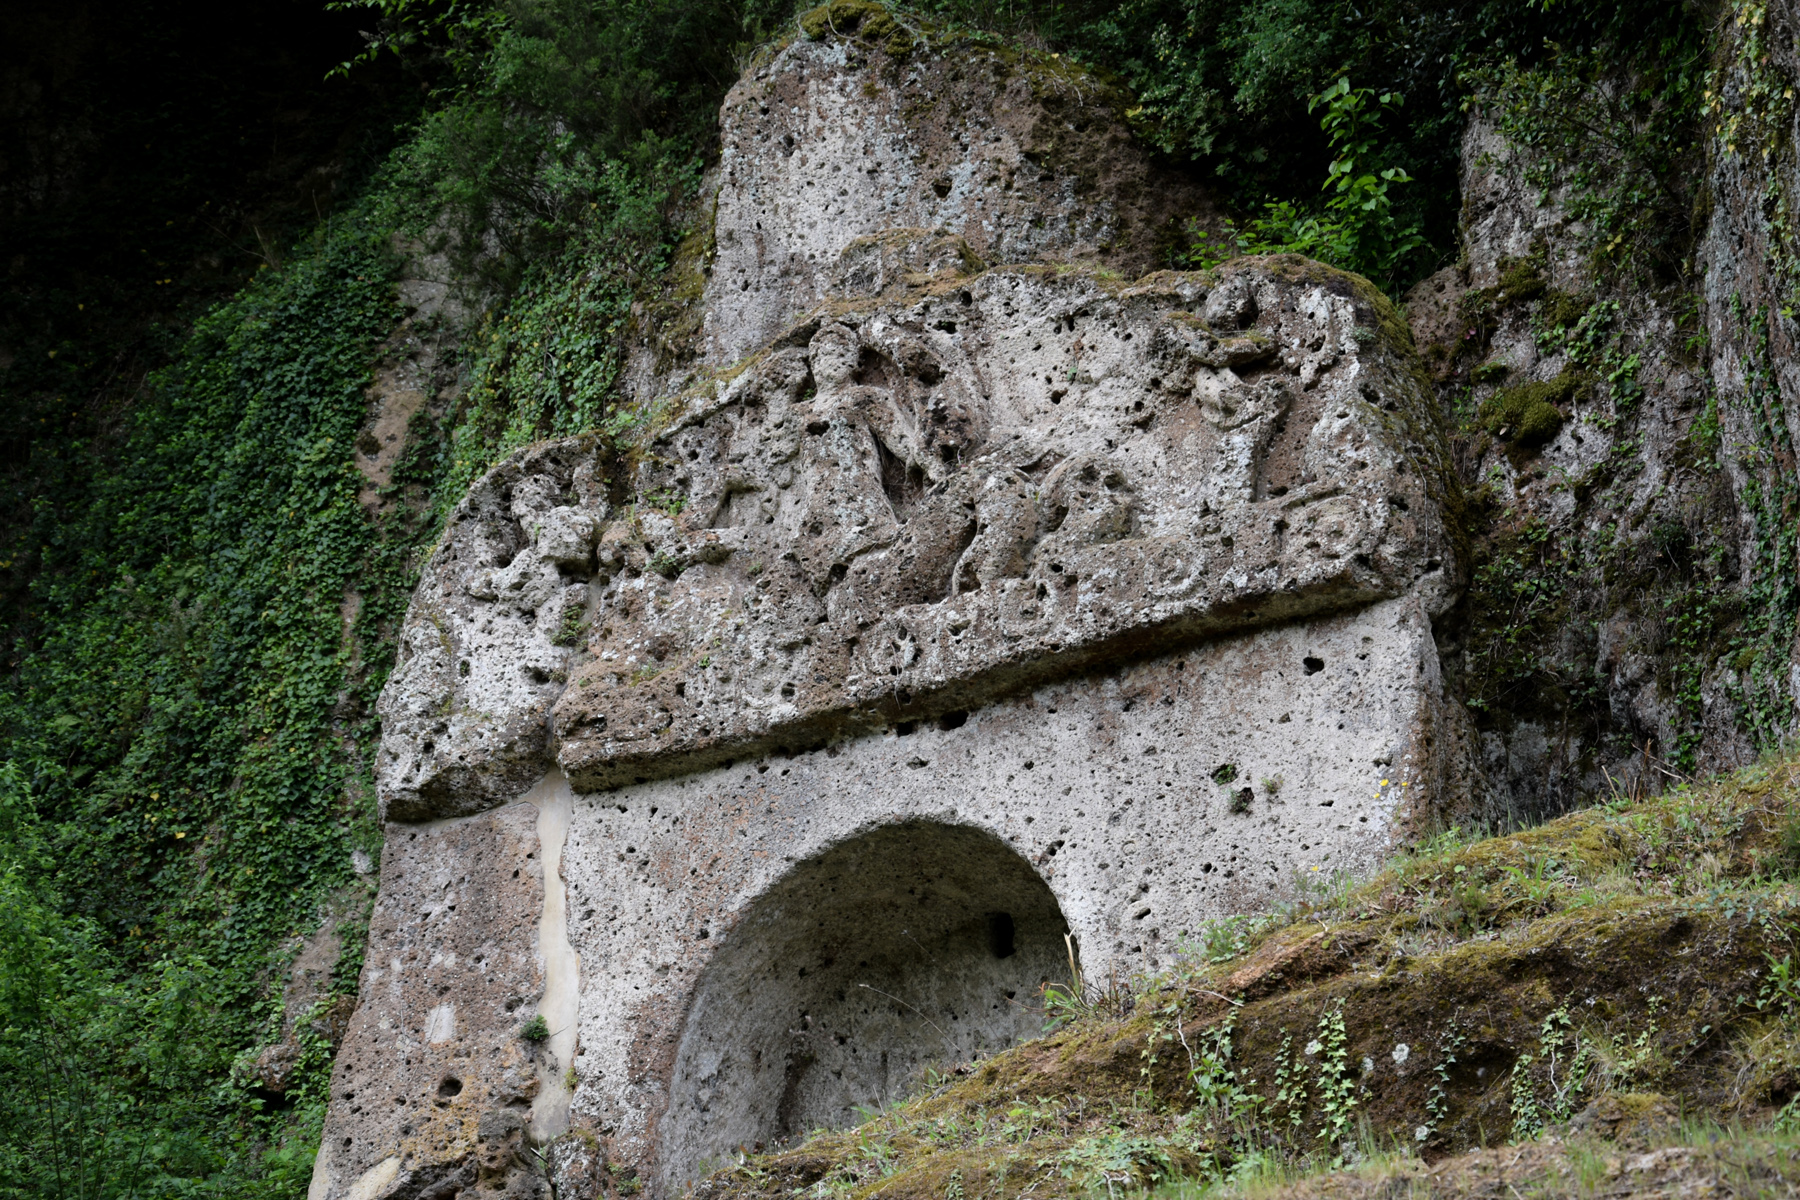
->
<box><xmin>0</xmin><ymin>204</ymin><xmax>440</xmax><ymax>1196</ymax></box>
<box><xmin>0</xmin><ymin>0</ymin><xmax>778</xmax><ymax>1190</ymax></box>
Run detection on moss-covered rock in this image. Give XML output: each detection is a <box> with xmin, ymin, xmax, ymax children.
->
<box><xmin>1538</xmin><ymin>287</ymin><xmax>1590</xmax><ymax>331</ymax></box>
<box><xmin>1491</xmin><ymin>255</ymin><xmax>1547</xmax><ymax>307</ymax></box>
<box><xmin>799</xmin><ymin>0</ymin><xmax>913</xmax><ymax>56</ymax></box>
<box><xmin>1480</xmin><ymin>370</ymin><xmax>1589</xmax><ymax>448</ymax></box>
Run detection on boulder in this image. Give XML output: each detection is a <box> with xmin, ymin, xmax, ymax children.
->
<box><xmin>317</xmin><ymin>14</ymin><xmax>1475</xmax><ymax>1200</ymax></box>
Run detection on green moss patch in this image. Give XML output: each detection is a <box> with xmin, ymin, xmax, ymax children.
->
<box><xmin>800</xmin><ymin>0</ymin><xmax>914</xmax><ymax>56</ymax></box>
<box><xmin>1492</xmin><ymin>256</ymin><xmax>1548</xmax><ymax>307</ymax></box>
<box><xmin>1539</xmin><ymin>287</ymin><xmax>1591</xmax><ymax>332</ymax></box>
<box><xmin>1480</xmin><ymin>370</ymin><xmax>1589</xmax><ymax>448</ymax></box>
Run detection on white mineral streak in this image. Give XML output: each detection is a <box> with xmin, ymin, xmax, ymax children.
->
<box><xmin>423</xmin><ymin>1002</ymin><xmax>456</xmax><ymax>1044</ymax></box>
<box><xmin>527</xmin><ymin>769</ymin><xmax>580</xmax><ymax>1142</ymax></box>
<box><xmin>343</xmin><ymin>1157</ymin><xmax>399</xmax><ymax>1200</ymax></box>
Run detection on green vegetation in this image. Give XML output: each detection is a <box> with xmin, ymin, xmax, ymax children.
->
<box><xmin>1148</xmin><ymin>1121</ymin><xmax>1800</xmax><ymax>1197</ymax></box>
<box><xmin>699</xmin><ymin>752</ymin><xmax>1800</xmax><ymax>1200</ymax></box>
<box><xmin>1460</xmin><ymin>516</ymin><xmax>1571</xmax><ymax>719</ymax></box>
<box><xmin>1466</xmin><ymin>43</ymin><xmax>1703</xmax><ymax>285</ymax></box>
<box><xmin>801</xmin><ymin>0</ymin><xmax>916</xmax><ymax>54</ymax></box>
<box><xmin>343</xmin><ymin>0</ymin><xmax>796</xmax><ymax>487</ymax></box>
<box><xmin>0</xmin><ymin>205</ymin><xmax>409</xmax><ymax>1196</ymax></box>
<box><xmin>909</xmin><ymin>0</ymin><xmax>1703</xmax><ymax>291</ymax></box>
<box><xmin>337</xmin><ymin>0</ymin><xmax>801</xmax><ymax>250</ymax></box>
<box><xmin>1179</xmin><ymin>77</ymin><xmax>1426</xmax><ymax>292</ymax></box>
<box><xmin>438</xmin><ymin>159</ymin><xmax>691</xmax><ymax>504</ymax></box>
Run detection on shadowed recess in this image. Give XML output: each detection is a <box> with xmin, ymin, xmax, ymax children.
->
<box><xmin>660</xmin><ymin>821</ymin><xmax>1071</xmax><ymax>1186</ymax></box>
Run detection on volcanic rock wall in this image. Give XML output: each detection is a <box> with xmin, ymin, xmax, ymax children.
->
<box><xmin>1403</xmin><ymin>14</ymin><xmax>1800</xmax><ymax>822</ymax></box>
<box><xmin>1404</xmin><ymin>116</ymin><xmax>1725</xmax><ymax>817</ymax></box>
<box><xmin>309</xmin><ymin>15</ymin><xmax>1471</xmax><ymax>1200</ymax></box>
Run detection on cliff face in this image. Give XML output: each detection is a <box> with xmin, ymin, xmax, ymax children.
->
<box><xmin>1701</xmin><ymin>0</ymin><xmax>1800</xmax><ymax>750</ymax></box>
<box><xmin>1404</xmin><ymin>115</ymin><xmax>1727</xmax><ymax>819</ymax></box>
<box><xmin>1401</xmin><ymin>9</ymin><xmax>1800</xmax><ymax>822</ymax></box>
<box><xmin>310</xmin><ymin>5</ymin><xmax>1800</xmax><ymax>1199</ymax></box>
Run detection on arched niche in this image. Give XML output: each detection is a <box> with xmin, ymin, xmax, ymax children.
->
<box><xmin>660</xmin><ymin>821</ymin><xmax>1071</xmax><ymax>1185</ymax></box>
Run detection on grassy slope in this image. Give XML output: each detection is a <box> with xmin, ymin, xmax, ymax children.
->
<box><xmin>694</xmin><ymin>754</ymin><xmax>1800</xmax><ymax>1199</ymax></box>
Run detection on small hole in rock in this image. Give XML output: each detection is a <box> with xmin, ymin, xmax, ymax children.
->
<box><xmin>986</xmin><ymin>912</ymin><xmax>1016</xmax><ymax>958</ymax></box>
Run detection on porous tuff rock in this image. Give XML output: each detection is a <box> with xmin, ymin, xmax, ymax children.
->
<box><xmin>350</xmin><ymin>253</ymin><xmax>1473</xmax><ymax>1196</ymax></box>
<box><xmin>342</xmin><ymin>18</ymin><xmax>1475</xmax><ymax>1195</ymax></box>
<box><xmin>377</xmin><ymin>255</ymin><xmax>1460</xmax><ymax>815</ymax></box>
<box><xmin>561</xmin><ymin>259</ymin><xmax>1460</xmax><ymax>788</ymax></box>
<box><xmin>307</xmin><ymin>802</ymin><xmax>554</xmax><ymax>1200</ymax></box>
<box><xmin>1404</xmin><ymin>114</ymin><xmax>1744</xmax><ymax>816</ymax></box>
<box><xmin>567</xmin><ymin>596</ymin><xmax>1464</xmax><ymax>1194</ymax></box>
<box><xmin>704</xmin><ymin>19</ymin><xmax>1213</xmax><ymax>365</ymax></box>
<box><xmin>377</xmin><ymin>442</ymin><xmax>610</xmax><ymax>822</ymax></box>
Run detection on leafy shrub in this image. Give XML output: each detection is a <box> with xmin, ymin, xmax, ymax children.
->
<box><xmin>325</xmin><ymin>0</ymin><xmax>801</xmax><ymax>487</ymax></box>
<box><xmin>0</xmin><ymin>761</ymin><xmax>323</xmax><ymax>1199</ymax></box>
<box><xmin>1207</xmin><ymin>76</ymin><xmax>1427</xmax><ymax>291</ymax></box>
<box><xmin>1777</xmin><ymin>813</ymin><xmax>1800</xmax><ymax>876</ymax></box>
<box><xmin>438</xmin><ymin>154</ymin><xmax>695</xmax><ymax>502</ymax></box>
